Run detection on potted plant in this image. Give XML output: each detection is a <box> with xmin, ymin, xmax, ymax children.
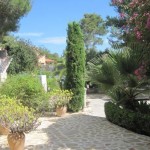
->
<box><xmin>0</xmin><ymin>96</ymin><xmax>39</xmax><ymax>150</ymax></box>
<box><xmin>49</xmin><ymin>89</ymin><xmax>73</xmax><ymax>117</ymax></box>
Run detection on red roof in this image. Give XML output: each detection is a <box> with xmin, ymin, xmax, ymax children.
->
<box><xmin>45</xmin><ymin>59</ymin><xmax>55</xmax><ymax>63</ymax></box>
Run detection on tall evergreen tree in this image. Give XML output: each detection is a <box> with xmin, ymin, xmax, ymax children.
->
<box><xmin>65</xmin><ymin>22</ymin><xmax>85</xmax><ymax>112</ymax></box>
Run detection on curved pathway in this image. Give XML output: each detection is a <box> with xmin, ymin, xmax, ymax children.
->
<box><xmin>0</xmin><ymin>94</ymin><xmax>150</xmax><ymax>150</ymax></box>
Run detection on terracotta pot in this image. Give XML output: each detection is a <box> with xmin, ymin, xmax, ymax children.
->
<box><xmin>56</xmin><ymin>106</ymin><xmax>67</xmax><ymax>117</ymax></box>
<box><xmin>0</xmin><ymin>124</ymin><xmax>10</xmax><ymax>135</ymax></box>
<box><xmin>7</xmin><ymin>132</ymin><xmax>25</xmax><ymax>150</ymax></box>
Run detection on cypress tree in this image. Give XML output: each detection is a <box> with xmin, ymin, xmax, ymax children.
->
<box><xmin>65</xmin><ymin>22</ymin><xmax>85</xmax><ymax>112</ymax></box>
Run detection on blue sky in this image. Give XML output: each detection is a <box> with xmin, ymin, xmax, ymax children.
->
<box><xmin>12</xmin><ymin>0</ymin><xmax>117</xmax><ymax>56</ymax></box>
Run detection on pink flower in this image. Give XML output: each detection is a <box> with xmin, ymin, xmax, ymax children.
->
<box><xmin>112</xmin><ymin>0</ymin><xmax>123</xmax><ymax>4</ymax></box>
<box><xmin>134</xmin><ymin>69</ymin><xmax>139</xmax><ymax>76</ymax></box>
<box><xmin>136</xmin><ymin>31</ymin><xmax>142</xmax><ymax>39</ymax></box>
<box><xmin>134</xmin><ymin>63</ymin><xmax>147</xmax><ymax>80</ymax></box>
<box><xmin>146</xmin><ymin>17</ymin><xmax>150</xmax><ymax>29</ymax></box>
<box><xmin>129</xmin><ymin>2</ymin><xmax>134</xmax><ymax>8</ymax></box>
<box><xmin>120</xmin><ymin>12</ymin><xmax>125</xmax><ymax>18</ymax></box>
<box><xmin>118</xmin><ymin>0</ymin><xmax>123</xmax><ymax>3</ymax></box>
<box><xmin>129</xmin><ymin>0</ymin><xmax>139</xmax><ymax>8</ymax></box>
<box><xmin>133</xmin><ymin>13</ymin><xmax>138</xmax><ymax>18</ymax></box>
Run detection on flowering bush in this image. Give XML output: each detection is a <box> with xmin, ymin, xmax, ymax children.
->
<box><xmin>111</xmin><ymin>0</ymin><xmax>150</xmax><ymax>41</ymax></box>
<box><xmin>0</xmin><ymin>96</ymin><xmax>39</xmax><ymax>133</ymax></box>
<box><xmin>49</xmin><ymin>90</ymin><xmax>73</xmax><ymax>108</ymax></box>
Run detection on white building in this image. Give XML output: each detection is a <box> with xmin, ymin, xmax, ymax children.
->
<box><xmin>0</xmin><ymin>48</ymin><xmax>12</xmax><ymax>82</ymax></box>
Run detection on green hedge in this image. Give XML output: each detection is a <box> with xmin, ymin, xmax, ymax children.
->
<box><xmin>105</xmin><ymin>102</ymin><xmax>150</xmax><ymax>136</ymax></box>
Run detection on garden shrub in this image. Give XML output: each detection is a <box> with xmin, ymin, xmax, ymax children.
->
<box><xmin>136</xmin><ymin>101</ymin><xmax>150</xmax><ymax>114</ymax></box>
<box><xmin>47</xmin><ymin>77</ymin><xmax>60</xmax><ymax>91</ymax></box>
<box><xmin>105</xmin><ymin>102</ymin><xmax>150</xmax><ymax>136</ymax></box>
<box><xmin>0</xmin><ymin>95</ymin><xmax>38</xmax><ymax>133</ymax></box>
<box><xmin>0</xmin><ymin>74</ymin><xmax>50</xmax><ymax>112</ymax></box>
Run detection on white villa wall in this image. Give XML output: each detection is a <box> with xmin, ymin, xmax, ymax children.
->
<box><xmin>39</xmin><ymin>75</ymin><xmax>47</xmax><ymax>92</ymax></box>
<box><xmin>0</xmin><ymin>72</ymin><xmax>7</xmax><ymax>82</ymax></box>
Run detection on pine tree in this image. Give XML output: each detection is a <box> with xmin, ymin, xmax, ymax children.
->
<box><xmin>65</xmin><ymin>22</ymin><xmax>85</xmax><ymax>112</ymax></box>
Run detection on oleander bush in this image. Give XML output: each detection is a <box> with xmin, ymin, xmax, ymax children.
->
<box><xmin>0</xmin><ymin>74</ymin><xmax>50</xmax><ymax>112</ymax></box>
<box><xmin>105</xmin><ymin>102</ymin><xmax>150</xmax><ymax>136</ymax></box>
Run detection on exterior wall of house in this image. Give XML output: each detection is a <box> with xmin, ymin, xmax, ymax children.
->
<box><xmin>0</xmin><ymin>49</ymin><xmax>12</xmax><ymax>83</ymax></box>
<box><xmin>38</xmin><ymin>55</ymin><xmax>55</xmax><ymax>66</ymax></box>
<box><xmin>0</xmin><ymin>71</ymin><xmax>7</xmax><ymax>82</ymax></box>
<box><xmin>38</xmin><ymin>55</ymin><xmax>46</xmax><ymax>65</ymax></box>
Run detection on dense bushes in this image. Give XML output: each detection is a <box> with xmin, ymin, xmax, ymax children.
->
<box><xmin>3</xmin><ymin>36</ymin><xmax>38</xmax><ymax>74</ymax></box>
<box><xmin>0</xmin><ymin>74</ymin><xmax>49</xmax><ymax>112</ymax></box>
<box><xmin>105</xmin><ymin>102</ymin><xmax>150</xmax><ymax>136</ymax></box>
<box><xmin>47</xmin><ymin>77</ymin><xmax>60</xmax><ymax>91</ymax></box>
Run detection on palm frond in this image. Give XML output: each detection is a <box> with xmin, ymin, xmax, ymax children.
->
<box><xmin>87</xmin><ymin>55</ymin><xmax>118</xmax><ymax>90</ymax></box>
<box><xmin>109</xmin><ymin>47</ymin><xmax>140</xmax><ymax>75</ymax></box>
<box><xmin>108</xmin><ymin>87</ymin><xmax>127</xmax><ymax>104</ymax></box>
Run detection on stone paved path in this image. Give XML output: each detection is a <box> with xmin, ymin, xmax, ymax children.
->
<box><xmin>0</xmin><ymin>94</ymin><xmax>150</xmax><ymax>150</ymax></box>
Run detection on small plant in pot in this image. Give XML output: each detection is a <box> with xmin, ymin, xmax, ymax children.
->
<box><xmin>49</xmin><ymin>89</ymin><xmax>73</xmax><ymax>117</ymax></box>
<box><xmin>0</xmin><ymin>96</ymin><xmax>39</xmax><ymax>150</ymax></box>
